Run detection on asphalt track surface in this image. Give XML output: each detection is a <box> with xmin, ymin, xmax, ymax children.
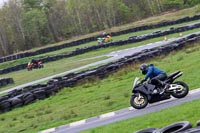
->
<box><xmin>39</xmin><ymin>89</ymin><xmax>200</xmax><ymax>133</ymax></box>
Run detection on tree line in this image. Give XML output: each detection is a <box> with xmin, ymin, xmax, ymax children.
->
<box><xmin>0</xmin><ymin>0</ymin><xmax>199</xmax><ymax>57</ymax></box>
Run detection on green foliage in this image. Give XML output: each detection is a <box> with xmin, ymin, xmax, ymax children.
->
<box><xmin>184</xmin><ymin>0</ymin><xmax>200</xmax><ymax>6</ymax></box>
<box><xmin>21</xmin><ymin>8</ymin><xmax>48</xmax><ymax>49</ymax></box>
<box><xmin>162</xmin><ymin>0</ymin><xmax>200</xmax><ymax>9</ymax></box>
<box><xmin>162</xmin><ymin>0</ymin><xmax>183</xmax><ymax>9</ymax></box>
<box><xmin>22</xmin><ymin>0</ymin><xmax>42</xmax><ymax>9</ymax></box>
<box><xmin>40</xmin><ymin>36</ymin><xmax>51</xmax><ymax>44</ymax></box>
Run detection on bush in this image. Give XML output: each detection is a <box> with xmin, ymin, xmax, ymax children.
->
<box><xmin>40</xmin><ymin>36</ymin><xmax>51</xmax><ymax>45</ymax></box>
<box><xmin>163</xmin><ymin>0</ymin><xmax>183</xmax><ymax>9</ymax></box>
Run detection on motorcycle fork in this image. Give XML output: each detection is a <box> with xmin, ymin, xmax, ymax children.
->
<box><xmin>137</xmin><ymin>93</ymin><xmax>141</xmax><ymax>99</ymax></box>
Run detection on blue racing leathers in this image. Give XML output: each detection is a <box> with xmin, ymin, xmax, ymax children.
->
<box><xmin>145</xmin><ymin>64</ymin><xmax>166</xmax><ymax>80</ymax></box>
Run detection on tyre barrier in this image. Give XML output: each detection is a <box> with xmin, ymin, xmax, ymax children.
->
<box><xmin>196</xmin><ymin>120</ymin><xmax>200</xmax><ymax>127</ymax></box>
<box><xmin>0</xmin><ymin>34</ymin><xmax>200</xmax><ymax>113</ymax></box>
<box><xmin>134</xmin><ymin>121</ymin><xmax>200</xmax><ymax>133</ymax></box>
<box><xmin>0</xmin><ymin>14</ymin><xmax>200</xmax><ymax>64</ymax></box>
<box><xmin>1</xmin><ymin>22</ymin><xmax>200</xmax><ymax>75</ymax></box>
<box><xmin>0</xmin><ymin>78</ymin><xmax>14</xmax><ymax>87</ymax></box>
<box><xmin>154</xmin><ymin>121</ymin><xmax>192</xmax><ymax>133</ymax></box>
<box><xmin>182</xmin><ymin>127</ymin><xmax>200</xmax><ymax>133</ymax></box>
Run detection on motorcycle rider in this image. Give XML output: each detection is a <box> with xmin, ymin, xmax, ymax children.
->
<box><xmin>140</xmin><ymin>63</ymin><xmax>168</xmax><ymax>94</ymax></box>
<box><xmin>102</xmin><ymin>32</ymin><xmax>107</xmax><ymax>38</ymax></box>
<box><xmin>31</xmin><ymin>59</ymin><xmax>39</xmax><ymax>67</ymax></box>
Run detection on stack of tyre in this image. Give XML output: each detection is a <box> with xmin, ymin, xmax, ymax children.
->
<box><xmin>0</xmin><ymin>78</ymin><xmax>14</xmax><ymax>87</ymax></box>
<box><xmin>0</xmin><ymin>82</ymin><xmax>62</xmax><ymax>112</ymax></box>
<box><xmin>135</xmin><ymin>121</ymin><xmax>200</xmax><ymax>133</ymax></box>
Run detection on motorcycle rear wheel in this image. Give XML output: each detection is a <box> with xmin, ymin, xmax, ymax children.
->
<box><xmin>130</xmin><ymin>93</ymin><xmax>148</xmax><ymax>109</ymax></box>
<box><xmin>171</xmin><ymin>81</ymin><xmax>189</xmax><ymax>98</ymax></box>
<box><xmin>39</xmin><ymin>64</ymin><xmax>44</xmax><ymax>68</ymax></box>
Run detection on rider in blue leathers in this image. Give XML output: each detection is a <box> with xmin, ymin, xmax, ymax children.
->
<box><xmin>140</xmin><ymin>64</ymin><xmax>168</xmax><ymax>94</ymax></box>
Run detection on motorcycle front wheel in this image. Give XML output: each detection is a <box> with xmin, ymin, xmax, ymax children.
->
<box><xmin>171</xmin><ymin>81</ymin><xmax>189</xmax><ymax>98</ymax></box>
<box><xmin>130</xmin><ymin>93</ymin><xmax>148</xmax><ymax>109</ymax></box>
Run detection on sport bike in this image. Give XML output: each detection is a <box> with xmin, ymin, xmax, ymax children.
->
<box><xmin>130</xmin><ymin>71</ymin><xmax>189</xmax><ymax>109</ymax></box>
<box><xmin>27</xmin><ymin>61</ymin><xmax>44</xmax><ymax>71</ymax></box>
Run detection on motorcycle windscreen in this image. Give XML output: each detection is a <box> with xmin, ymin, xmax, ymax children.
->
<box><xmin>133</xmin><ymin>77</ymin><xmax>140</xmax><ymax>88</ymax></box>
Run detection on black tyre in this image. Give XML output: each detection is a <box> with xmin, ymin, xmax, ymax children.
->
<box><xmin>196</xmin><ymin>120</ymin><xmax>200</xmax><ymax>127</ymax></box>
<box><xmin>38</xmin><ymin>64</ymin><xmax>43</xmax><ymax>69</ymax></box>
<box><xmin>13</xmin><ymin>103</ymin><xmax>23</xmax><ymax>108</ymax></box>
<box><xmin>130</xmin><ymin>93</ymin><xmax>148</xmax><ymax>109</ymax></box>
<box><xmin>134</xmin><ymin>128</ymin><xmax>158</xmax><ymax>133</ymax></box>
<box><xmin>10</xmin><ymin>98</ymin><xmax>23</xmax><ymax>106</ymax></box>
<box><xmin>0</xmin><ymin>101</ymin><xmax>11</xmax><ymax>112</ymax></box>
<box><xmin>24</xmin><ymin>96</ymin><xmax>35</xmax><ymax>105</ymax></box>
<box><xmin>171</xmin><ymin>81</ymin><xmax>189</xmax><ymax>98</ymax></box>
<box><xmin>33</xmin><ymin>90</ymin><xmax>46</xmax><ymax>100</ymax></box>
<box><xmin>182</xmin><ymin>127</ymin><xmax>200</xmax><ymax>133</ymax></box>
<box><xmin>155</xmin><ymin>121</ymin><xmax>192</xmax><ymax>133</ymax></box>
<box><xmin>23</xmin><ymin>93</ymin><xmax>36</xmax><ymax>105</ymax></box>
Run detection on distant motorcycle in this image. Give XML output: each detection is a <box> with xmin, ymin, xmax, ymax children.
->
<box><xmin>130</xmin><ymin>71</ymin><xmax>189</xmax><ymax>109</ymax></box>
<box><xmin>97</xmin><ymin>35</ymin><xmax>112</xmax><ymax>45</ymax></box>
<box><xmin>27</xmin><ymin>61</ymin><xmax>44</xmax><ymax>71</ymax></box>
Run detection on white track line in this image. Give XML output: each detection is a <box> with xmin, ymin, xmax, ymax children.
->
<box><xmin>69</xmin><ymin>119</ymin><xmax>86</xmax><ymax>127</ymax></box>
<box><xmin>99</xmin><ymin>112</ymin><xmax>115</xmax><ymax>119</ymax></box>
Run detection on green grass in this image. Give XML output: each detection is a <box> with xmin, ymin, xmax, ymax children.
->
<box><xmin>0</xmin><ymin>41</ymin><xmax>199</xmax><ymax>133</ymax></box>
<box><xmin>82</xmin><ymin>99</ymin><xmax>200</xmax><ymax>133</ymax></box>
<box><xmin>1</xmin><ymin>27</ymin><xmax>200</xmax><ymax>92</ymax></box>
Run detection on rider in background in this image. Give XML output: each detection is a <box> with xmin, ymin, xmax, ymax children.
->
<box><xmin>102</xmin><ymin>32</ymin><xmax>112</xmax><ymax>43</ymax></box>
<box><xmin>31</xmin><ymin>59</ymin><xmax>38</xmax><ymax>67</ymax></box>
<box><xmin>102</xmin><ymin>32</ymin><xmax>107</xmax><ymax>38</ymax></box>
<box><xmin>140</xmin><ymin>63</ymin><xmax>168</xmax><ymax>94</ymax></box>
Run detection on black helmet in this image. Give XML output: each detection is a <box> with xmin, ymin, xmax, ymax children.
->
<box><xmin>102</xmin><ymin>32</ymin><xmax>107</xmax><ymax>37</ymax></box>
<box><xmin>140</xmin><ymin>63</ymin><xmax>148</xmax><ymax>75</ymax></box>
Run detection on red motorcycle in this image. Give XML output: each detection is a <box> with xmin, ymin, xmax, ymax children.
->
<box><xmin>27</xmin><ymin>61</ymin><xmax>44</xmax><ymax>71</ymax></box>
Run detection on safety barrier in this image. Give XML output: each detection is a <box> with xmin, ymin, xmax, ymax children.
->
<box><xmin>0</xmin><ymin>78</ymin><xmax>14</xmax><ymax>87</ymax></box>
<box><xmin>135</xmin><ymin>121</ymin><xmax>200</xmax><ymax>133</ymax></box>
